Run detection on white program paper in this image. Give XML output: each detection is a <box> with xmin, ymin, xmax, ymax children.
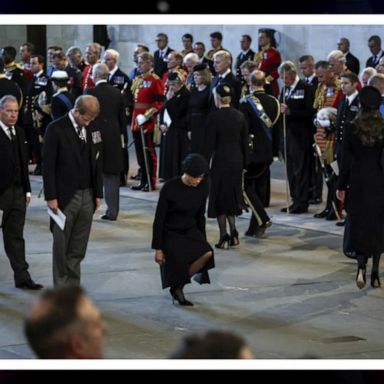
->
<box><xmin>48</xmin><ymin>208</ymin><xmax>66</xmax><ymax>230</ymax></box>
<box><xmin>163</xmin><ymin>108</ymin><xmax>172</xmax><ymax>127</ymax></box>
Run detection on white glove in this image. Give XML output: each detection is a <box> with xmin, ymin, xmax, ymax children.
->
<box><xmin>136</xmin><ymin>114</ymin><xmax>147</xmax><ymax>126</ymax></box>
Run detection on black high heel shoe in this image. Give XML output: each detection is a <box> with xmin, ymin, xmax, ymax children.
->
<box><xmin>169</xmin><ymin>287</ymin><xmax>194</xmax><ymax>306</ymax></box>
<box><xmin>229</xmin><ymin>229</ymin><xmax>239</xmax><ymax>246</ymax></box>
<box><xmin>371</xmin><ymin>271</ymin><xmax>381</xmax><ymax>288</ymax></box>
<box><xmin>215</xmin><ymin>234</ymin><xmax>230</xmax><ymax>249</ymax></box>
<box><xmin>356</xmin><ymin>267</ymin><xmax>366</xmax><ymax>289</ymax></box>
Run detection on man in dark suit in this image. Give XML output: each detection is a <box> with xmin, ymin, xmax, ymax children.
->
<box><xmin>337</xmin><ymin>37</ymin><xmax>360</xmax><ymax>75</ymax></box>
<box><xmin>87</xmin><ymin>63</ymin><xmax>126</xmax><ymax>221</ymax></box>
<box><xmin>0</xmin><ymin>95</ymin><xmax>43</xmax><ymax>290</ymax></box>
<box><xmin>210</xmin><ymin>50</ymin><xmax>241</xmax><ymax>109</ymax></box>
<box><xmin>193</xmin><ymin>41</ymin><xmax>214</xmax><ymax>75</ymax></box>
<box><xmin>235</xmin><ymin>35</ymin><xmax>255</xmax><ymax>85</ymax></box>
<box><xmin>279</xmin><ymin>61</ymin><xmax>315</xmax><ymax>214</ymax></box>
<box><xmin>153</xmin><ymin>33</ymin><xmax>174</xmax><ymax>78</ymax></box>
<box><xmin>366</xmin><ymin>35</ymin><xmax>384</xmax><ymax>69</ymax></box>
<box><xmin>103</xmin><ymin>49</ymin><xmax>132</xmax><ymax>187</ymax></box>
<box><xmin>43</xmin><ymin>95</ymin><xmax>103</xmax><ymax>287</ymax></box>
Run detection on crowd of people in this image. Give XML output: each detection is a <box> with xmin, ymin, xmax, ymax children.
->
<box><xmin>1</xmin><ymin>28</ymin><xmax>384</xmax><ymax>358</ymax></box>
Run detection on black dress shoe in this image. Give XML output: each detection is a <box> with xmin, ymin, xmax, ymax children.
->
<box><xmin>309</xmin><ymin>197</ymin><xmax>322</xmax><ymax>205</ymax></box>
<box><xmin>131</xmin><ymin>184</ymin><xmax>145</xmax><ymax>191</ymax></box>
<box><xmin>314</xmin><ymin>208</ymin><xmax>330</xmax><ymax>218</ymax></box>
<box><xmin>336</xmin><ymin>220</ymin><xmax>345</xmax><ymax>227</ymax></box>
<box><xmin>16</xmin><ymin>280</ymin><xmax>43</xmax><ymax>290</ymax></box>
<box><xmin>99</xmin><ymin>214</ymin><xmax>116</xmax><ymax>221</ymax></box>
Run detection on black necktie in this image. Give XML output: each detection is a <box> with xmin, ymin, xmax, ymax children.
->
<box><xmin>76</xmin><ymin>126</ymin><xmax>85</xmax><ymax>141</ymax></box>
<box><xmin>8</xmin><ymin>126</ymin><xmax>18</xmax><ymax>157</ymax></box>
<box><xmin>285</xmin><ymin>86</ymin><xmax>291</xmax><ymax>99</ymax></box>
<box><xmin>8</xmin><ymin>126</ymin><xmax>16</xmax><ymax>141</ymax></box>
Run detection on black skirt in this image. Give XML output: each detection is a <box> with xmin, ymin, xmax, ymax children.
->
<box><xmin>160</xmin><ymin>227</ymin><xmax>214</xmax><ymax>289</ymax></box>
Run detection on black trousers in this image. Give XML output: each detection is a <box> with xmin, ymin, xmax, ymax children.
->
<box><xmin>0</xmin><ymin>185</ymin><xmax>31</xmax><ymax>284</ymax></box>
<box><xmin>243</xmin><ymin>175</ymin><xmax>270</xmax><ymax>234</ymax></box>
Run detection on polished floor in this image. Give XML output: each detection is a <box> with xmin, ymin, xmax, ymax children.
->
<box><xmin>0</xmin><ymin>161</ymin><xmax>383</xmax><ymax>363</ymax></box>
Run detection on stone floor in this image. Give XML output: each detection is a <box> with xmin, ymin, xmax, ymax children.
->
<box><xmin>0</xmin><ymin>160</ymin><xmax>383</xmax><ymax>368</ymax></box>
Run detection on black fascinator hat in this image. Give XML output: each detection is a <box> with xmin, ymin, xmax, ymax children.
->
<box><xmin>359</xmin><ymin>85</ymin><xmax>382</xmax><ymax>110</ymax></box>
<box><xmin>181</xmin><ymin>153</ymin><xmax>209</xmax><ymax>177</ymax></box>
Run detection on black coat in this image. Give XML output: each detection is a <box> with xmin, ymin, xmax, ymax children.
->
<box><xmin>210</xmin><ymin>72</ymin><xmax>242</xmax><ymax>109</ymax></box>
<box><xmin>345</xmin><ymin>52</ymin><xmax>360</xmax><ymax>75</ymax></box>
<box><xmin>279</xmin><ymin>80</ymin><xmax>315</xmax><ymax>145</ymax></box>
<box><xmin>366</xmin><ymin>51</ymin><xmax>384</xmax><ymax>69</ymax></box>
<box><xmin>0</xmin><ymin>125</ymin><xmax>30</xmax><ymax>194</ymax></box>
<box><xmin>43</xmin><ymin>114</ymin><xmax>103</xmax><ymax>209</ymax></box>
<box><xmin>234</xmin><ymin>49</ymin><xmax>255</xmax><ymax>84</ymax></box>
<box><xmin>338</xmin><ymin>123</ymin><xmax>384</xmax><ymax>256</ymax></box>
<box><xmin>86</xmin><ymin>82</ymin><xmax>126</xmax><ymax>174</ymax></box>
<box><xmin>205</xmin><ymin>107</ymin><xmax>249</xmax><ymax>217</ymax></box>
<box><xmin>154</xmin><ymin>48</ymin><xmax>174</xmax><ymax>78</ymax></box>
<box><xmin>159</xmin><ymin>86</ymin><xmax>190</xmax><ymax>180</ymax></box>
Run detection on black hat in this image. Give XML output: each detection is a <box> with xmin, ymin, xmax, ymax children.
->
<box><xmin>167</xmin><ymin>71</ymin><xmax>182</xmax><ymax>82</ymax></box>
<box><xmin>181</xmin><ymin>153</ymin><xmax>209</xmax><ymax>177</ymax></box>
<box><xmin>359</xmin><ymin>85</ymin><xmax>382</xmax><ymax>110</ymax></box>
<box><xmin>193</xmin><ymin>63</ymin><xmax>207</xmax><ymax>72</ymax></box>
<box><xmin>215</xmin><ymin>83</ymin><xmax>232</xmax><ymax>98</ymax></box>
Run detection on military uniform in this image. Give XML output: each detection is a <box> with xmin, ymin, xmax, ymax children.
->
<box><xmin>240</xmin><ymin>90</ymin><xmax>281</xmax><ymax>233</ymax></box>
<box><xmin>254</xmin><ymin>46</ymin><xmax>281</xmax><ymax>97</ymax></box>
<box><xmin>131</xmin><ymin>70</ymin><xmax>164</xmax><ymax>189</ymax></box>
<box><xmin>24</xmin><ymin>72</ymin><xmax>53</xmax><ymax>173</ymax></box>
<box><xmin>313</xmin><ymin>78</ymin><xmax>342</xmax><ymax>220</ymax></box>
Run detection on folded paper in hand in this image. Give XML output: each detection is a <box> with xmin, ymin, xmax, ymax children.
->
<box><xmin>136</xmin><ymin>114</ymin><xmax>147</xmax><ymax>126</ymax></box>
<box><xmin>48</xmin><ymin>208</ymin><xmax>66</xmax><ymax>230</ymax></box>
<box><xmin>163</xmin><ymin>108</ymin><xmax>172</xmax><ymax>127</ymax></box>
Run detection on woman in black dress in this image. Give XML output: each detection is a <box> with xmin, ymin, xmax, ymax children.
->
<box><xmin>205</xmin><ymin>83</ymin><xmax>249</xmax><ymax>249</ymax></box>
<box><xmin>158</xmin><ymin>72</ymin><xmax>190</xmax><ymax>181</ymax></box>
<box><xmin>152</xmin><ymin>153</ymin><xmax>214</xmax><ymax>306</ymax></box>
<box><xmin>187</xmin><ymin>64</ymin><xmax>212</xmax><ymax>154</ymax></box>
<box><xmin>336</xmin><ymin>86</ymin><xmax>384</xmax><ymax>289</ymax></box>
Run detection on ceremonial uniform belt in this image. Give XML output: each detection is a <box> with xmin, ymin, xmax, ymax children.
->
<box><xmin>134</xmin><ymin>103</ymin><xmax>152</xmax><ymax>109</ymax></box>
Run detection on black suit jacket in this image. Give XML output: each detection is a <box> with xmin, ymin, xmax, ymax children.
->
<box><xmin>210</xmin><ymin>72</ymin><xmax>242</xmax><ymax>109</ymax></box>
<box><xmin>279</xmin><ymin>80</ymin><xmax>315</xmax><ymax>144</ymax></box>
<box><xmin>235</xmin><ymin>49</ymin><xmax>255</xmax><ymax>83</ymax></box>
<box><xmin>86</xmin><ymin>82</ymin><xmax>127</xmax><ymax>174</ymax></box>
<box><xmin>43</xmin><ymin>114</ymin><xmax>103</xmax><ymax>209</ymax></box>
<box><xmin>345</xmin><ymin>52</ymin><xmax>360</xmax><ymax>75</ymax></box>
<box><xmin>0</xmin><ymin>124</ymin><xmax>30</xmax><ymax>194</ymax></box>
<box><xmin>366</xmin><ymin>51</ymin><xmax>384</xmax><ymax>69</ymax></box>
<box><xmin>154</xmin><ymin>47</ymin><xmax>174</xmax><ymax>77</ymax></box>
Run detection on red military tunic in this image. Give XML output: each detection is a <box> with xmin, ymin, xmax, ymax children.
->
<box><xmin>131</xmin><ymin>70</ymin><xmax>164</xmax><ymax>133</ymax></box>
<box><xmin>255</xmin><ymin>46</ymin><xmax>281</xmax><ymax>97</ymax></box>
